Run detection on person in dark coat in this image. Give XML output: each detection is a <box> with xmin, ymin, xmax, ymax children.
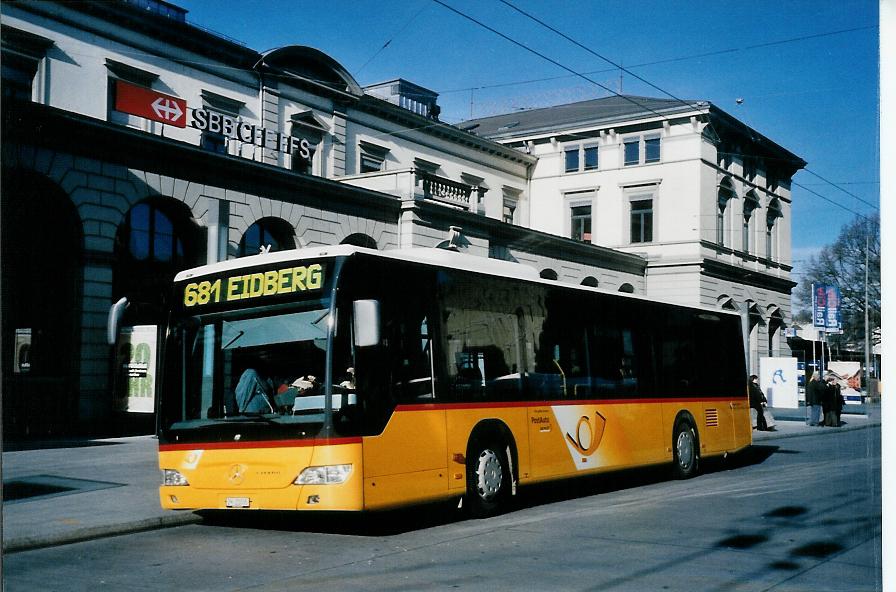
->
<box><xmin>748</xmin><ymin>374</ymin><xmax>768</xmax><ymax>431</ymax></box>
<box><xmin>821</xmin><ymin>375</ymin><xmax>835</xmax><ymax>426</ymax></box>
<box><xmin>805</xmin><ymin>371</ymin><xmax>824</xmax><ymax>426</ymax></box>
<box><xmin>826</xmin><ymin>376</ymin><xmax>844</xmax><ymax>427</ymax></box>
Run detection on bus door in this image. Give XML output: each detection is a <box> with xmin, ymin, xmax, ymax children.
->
<box><xmin>352</xmin><ymin>263</ymin><xmax>447</xmax><ymax>509</ymax></box>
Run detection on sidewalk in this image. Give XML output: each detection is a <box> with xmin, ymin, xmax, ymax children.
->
<box><xmin>750</xmin><ymin>405</ymin><xmax>879</xmax><ymax>441</ymax></box>
<box><xmin>1</xmin><ymin>407</ymin><xmax>881</xmax><ymax>553</ymax></box>
<box><xmin>2</xmin><ymin>435</ymin><xmax>201</xmax><ymax>553</ymax></box>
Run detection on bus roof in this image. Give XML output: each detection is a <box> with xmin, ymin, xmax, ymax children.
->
<box><xmin>173</xmin><ymin>245</ymin><xmax>740</xmax><ymax>319</ymax></box>
<box><xmin>174</xmin><ymin>245</ymin><xmax>540</xmax><ymax>283</ymax></box>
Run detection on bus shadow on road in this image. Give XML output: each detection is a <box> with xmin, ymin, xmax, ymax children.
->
<box><xmin>195</xmin><ymin>446</ymin><xmax>782</xmax><ymax>537</ymax></box>
<box><xmin>196</xmin><ymin>500</ymin><xmax>464</xmax><ymax>537</ymax></box>
<box><xmin>518</xmin><ymin>444</ymin><xmax>780</xmax><ymax>511</ymax></box>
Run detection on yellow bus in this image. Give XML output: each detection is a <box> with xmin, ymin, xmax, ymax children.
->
<box><xmin>150</xmin><ymin>245</ymin><xmax>751</xmax><ymax>517</ymax></box>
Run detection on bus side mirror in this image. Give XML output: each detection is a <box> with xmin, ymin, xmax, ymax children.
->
<box><xmin>107</xmin><ymin>297</ymin><xmax>129</xmax><ymax>345</ymax></box>
<box><xmin>353</xmin><ymin>300</ymin><xmax>381</xmax><ymax>348</ymax></box>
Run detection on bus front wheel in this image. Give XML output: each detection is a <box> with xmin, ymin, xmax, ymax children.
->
<box><xmin>466</xmin><ymin>438</ymin><xmax>510</xmax><ymax>518</ymax></box>
<box><xmin>672</xmin><ymin>419</ymin><xmax>699</xmax><ymax>479</ymax></box>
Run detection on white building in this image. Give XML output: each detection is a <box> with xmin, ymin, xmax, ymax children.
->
<box><xmin>463</xmin><ymin>95</ymin><xmax>806</xmax><ymax>373</ymax></box>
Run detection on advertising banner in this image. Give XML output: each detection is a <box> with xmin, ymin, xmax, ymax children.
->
<box><xmin>826</xmin><ymin>361</ymin><xmax>863</xmax><ymax>404</ymax></box>
<box><xmin>759</xmin><ymin>357</ymin><xmax>799</xmax><ymax>409</ymax></box>
<box><xmin>115</xmin><ymin>325</ymin><xmax>158</xmax><ymax>413</ymax></box>
<box><xmin>812</xmin><ymin>283</ymin><xmax>842</xmax><ymax>331</ymax></box>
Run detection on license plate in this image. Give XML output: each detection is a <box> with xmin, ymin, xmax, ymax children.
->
<box><xmin>225</xmin><ymin>497</ymin><xmax>250</xmax><ymax>508</ymax></box>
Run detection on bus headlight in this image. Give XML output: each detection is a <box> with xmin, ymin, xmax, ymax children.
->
<box><xmin>294</xmin><ymin>464</ymin><xmax>352</xmax><ymax>485</ymax></box>
<box><xmin>163</xmin><ymin>469</ymin><xmax>190</xmax><ymax>486</ymax></box>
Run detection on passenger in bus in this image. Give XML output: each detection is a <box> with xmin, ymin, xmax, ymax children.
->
<box><xmin>235</xmin><ymin>368</ymin><xmax>274</xmax><ymax>413</ymax></box>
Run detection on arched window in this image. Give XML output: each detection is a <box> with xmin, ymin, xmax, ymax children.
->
<box><xmin>580</xmin><ymin>276</ymin><xmax>598</xmax><ymax>288</ymax></box>
<box><xmin>238</xmin><ymin>218</ymin><xmax>296</xmax><ymax>257</ymax></box>
<box><xmin>717</xmin><ymin>178</ymin><xmax>735</xmax><ymax>246</ymax></box>
<box><xmin>540</xmin><ymin>269</ymin><xmax>558</xmax><ymax>280</ymax></box>
<box><xmin>114</xmin><ymin>198</ymin><xmax>199</xmax><ymax>319</ymax></box>
<box><xmin>766</xmin><ymin>198</ymin><xmax>782</xmax><ymax>261</ymax></box>
<box><xmin>717</xmin><ymin>295</ymin><xmax>739</xmax><ymax>312</ymax></box>
<box><xmin>341</xmin><ymin>233</ymin><xmax>378</xmax><ymax>249</ymax></box>
<box><xmin>618</xmin><ymin>283</ymin><xmax>634</xmax><ymax>293</ymax></box>
<box><xmin>122</xmin><ymin>202</ymin><xmax>185</xmax><ymax>264</ymax></box>
<box><xmin>767</xmin><ymin>306</ymin><xmax>784</xmax><ymax>357</ymax></box>
<box><xmin>743</xmin><ymin>191</ymin><xmax>760</xmax><ymax>253</ymax></box>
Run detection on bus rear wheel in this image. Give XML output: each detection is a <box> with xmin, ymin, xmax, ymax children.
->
<box><xmin>466</xmin><ymin>439</ymin><xmax>510</xmax><ymax>518</ymax></box>
<box><xmin>672</xmin><ymin>419</ymin><xmax>699</xmax><ymax>479</ymax></box>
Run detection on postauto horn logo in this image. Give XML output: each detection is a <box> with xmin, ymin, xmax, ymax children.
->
<box><xmin>553</xmin><ymin>407</ymin><xmax>607</xmax><ymax>470</ymax></box>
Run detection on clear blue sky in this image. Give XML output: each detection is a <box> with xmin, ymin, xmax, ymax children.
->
<box><xmin>179</xmin><ymin>0</ymin><xmax>880</xmax><ymax>282</ymax></box>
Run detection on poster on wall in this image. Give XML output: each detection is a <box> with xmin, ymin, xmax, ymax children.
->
<box><xmin>14</xmin><ymin>328</ymin><xmax>32</xmax><ymax>374</ymax></box>
<box><xmin>759</xmin><ymin>357</ymin><xmax>799</xmax><ymax>409</ymax></box>
<box><xmin>826</xmin><ymin>361</ymin><xmax>863</xmax><ymax>404</ymax></box>
<box><xmin>115</xmin><ymin>325</ymin><xmax>157</xmax><ymax>413</ymax></box>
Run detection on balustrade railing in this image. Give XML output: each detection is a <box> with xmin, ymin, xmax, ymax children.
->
<box><xmin>417</xmin><ymin>170</ymin><xmax>474</xmax><ymax>210</ymax></box>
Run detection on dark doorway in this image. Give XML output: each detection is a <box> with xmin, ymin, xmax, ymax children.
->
<box><xmin>1</xmin><ymin>169</ymin><xmax>83</xmax><ymax>439</ymax></box>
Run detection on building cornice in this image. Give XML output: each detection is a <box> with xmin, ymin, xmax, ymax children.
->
<box><xmin>700</xmin><ymin>257</ymin><xmax>797</xmax><ymax>293</ymax></box>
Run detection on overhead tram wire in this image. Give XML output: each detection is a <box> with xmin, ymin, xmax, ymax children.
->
<box><xmin>791</xmin><ymin>181</ymin><xmax>875</xmax><ymax>222</ymax></box>
<box><xmin>438</xmin><ymin>24</ymin><xmax>875</xmax><ymax>95</ymax></box>
<box><xmin>801</xmin><ymin>168</ymin><xmax>879</xmax><ymax>210</ymax></box>
<box><xmin>429</xmin><ymin>0</ymin><xmax>699</xmax><ymax>133</ymax></box>
<box><xmin>497</xmin><ymin>0</ymin><xmax>734</xmax><ymax>169</ymax></box>
<box><xmin>355</xmin><ymin>3</ymin><xmax>430</xmax><ymax>75</ymax></box>
<box><xmin>498</xmin><ymin>0</ymin><xmax>708</xmax><ymax>116</ymax></box>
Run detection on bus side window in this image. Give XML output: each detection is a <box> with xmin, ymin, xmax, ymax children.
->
<box><xmin>658</xmin><ymin>310</ymin><xmax>697</xmax><ymax>395</ymax></box>
<box><xmin>439</xmin><ymin>274</ymin><xmax>526</xmax><ymax>403</ymax></box>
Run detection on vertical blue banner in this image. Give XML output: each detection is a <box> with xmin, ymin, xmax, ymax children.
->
<box><xmin>812</xmin><ymin>283</ymin><xmax>842</xmax><ymax>331</ymax></box>
<box><xmin>824</xmin><ymin>284</ymin><xmax>842</xmax><ymax>331</ymax></box>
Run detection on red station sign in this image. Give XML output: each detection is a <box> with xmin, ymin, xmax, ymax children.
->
<box><xmin>114</xmin><ymin>79</ymin><xmax>187</xmax><ymax>128</ymax></box>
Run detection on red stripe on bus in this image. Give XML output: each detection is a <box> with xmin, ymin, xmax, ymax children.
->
<box><xmin>158</xmin><ymin>436</ymin><xmax>362</xmax><ymax>451</ymax></box>
<box><xmin>395</xmin><ymin>396</ymin><xmax>744</xmax><ymax>412</ymax></box>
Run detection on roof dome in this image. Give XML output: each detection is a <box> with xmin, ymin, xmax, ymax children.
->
<box><xmin>254</xmin><ymin>45</ymin><xmax>362</xmax><ymax>97</ymax></box>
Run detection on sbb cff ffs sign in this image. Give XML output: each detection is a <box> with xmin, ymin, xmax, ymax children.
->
<box><xmin>114</xmin><ymin>80</ymin><xmax>186</xmax><ymax>128</ymax></box>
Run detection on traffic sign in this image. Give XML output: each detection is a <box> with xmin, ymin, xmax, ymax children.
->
<box><xmin>114</xmin><ymin>80</ymin><xmax>187</xmax><ymax>128</ymax></box>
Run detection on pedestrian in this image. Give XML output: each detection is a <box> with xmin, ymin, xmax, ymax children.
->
<box><xmin>805</xmin><ymin>371</ymin><xmax>824</xmax><ymax>426</ymax></box>
<box><xmin>821</xmin><ymin>375</ymin><xmax>835</xmax><ymax>427</ymax></box>
<box><xmin>827</xmin><ymin>376</ymin><xmax>844</xmax><ymax>427</ymax></box>
<box><xmin>748</xmin><ymin>374</ymin><xmax>768</xmax><ymax>431</ymax></box>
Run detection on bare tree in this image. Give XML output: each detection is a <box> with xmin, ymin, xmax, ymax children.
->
<box><xmin>794</xmin><ymin>213</ymin><xmax>880</xmax><ymax>351</ymax></box>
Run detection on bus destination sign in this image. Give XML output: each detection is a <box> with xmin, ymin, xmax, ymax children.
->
<box><xmin>183</xmin><ymin>263</ymin><xmax>324</xmax><ymax>308</ymax></box>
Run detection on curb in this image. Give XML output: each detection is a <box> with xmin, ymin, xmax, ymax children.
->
<box><xmin>3</xmin><ymin>511</ymin><xmax>202</xmax><ymax>554</ymax></box>
<box><xmin>751</xmin><ymin>420</ymin><xmax>880</xmax><ymax>442</ymax></box>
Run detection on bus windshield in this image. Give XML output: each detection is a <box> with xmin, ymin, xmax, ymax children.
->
<box><xmin>160</xmin><ymin>299</ymin><xmax>357</xmax><ymax>440</ymax></box>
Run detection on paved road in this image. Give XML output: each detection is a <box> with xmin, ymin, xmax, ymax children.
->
<box><xmin>3</xmin><ymin>426</ymin><xmax>881</xmax><ymax>592</ymax></box>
